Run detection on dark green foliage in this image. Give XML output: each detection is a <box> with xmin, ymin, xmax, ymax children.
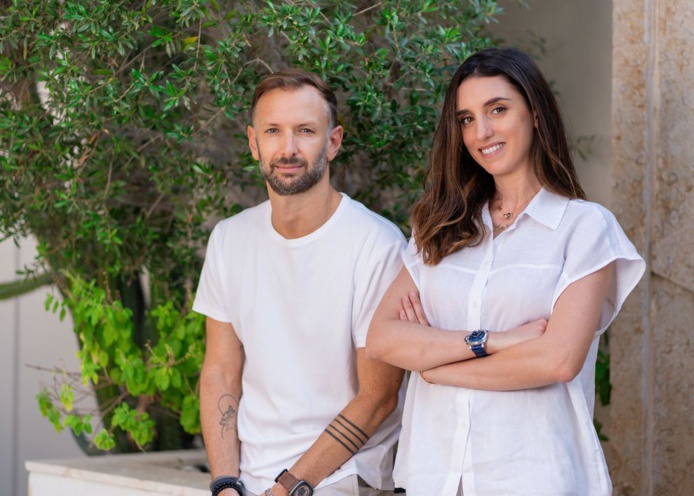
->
<box><xmin>0</xmin><ymin>0</ymin><xmax>503</xmax><ymax>452</ymax></box>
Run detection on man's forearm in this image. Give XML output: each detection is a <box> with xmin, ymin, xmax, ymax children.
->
<box><xmin>286</xmin><ymin>389</ymin><xmax>398</xmax><ymax>489</ymax></box>
<box><xmin>268</xmin><ymin>349</ymin><xmax>403</xmax><ymax>496</ymax></box>
<box><xmin>200</xmin><ymin>371</ymin><xmax>242</xmax><ymax>478</ymax></box>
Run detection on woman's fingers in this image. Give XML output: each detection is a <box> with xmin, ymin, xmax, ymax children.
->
<box><xmin>409</xmin><ymin>291</ymin><xmax>430</xmax><ymax>326</ymax></box>
<box><xmin>401</xmin><ymin>294</ymin><xmax>418</xmax><ymax>322</ymax></box>
<box><xmin>400</xmin><ymin>292</ymin><xmax>430</xmax><ymax>326</ymax></box>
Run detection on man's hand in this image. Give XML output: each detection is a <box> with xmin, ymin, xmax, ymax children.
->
<box><xmin>264</xmin><ymin>483</ymin><xmax>288</xmax><ymax>496</ymax></box>
<box><xmin>219</xmin><ymin>489</ymin><xmax>242</xmax><ymax>496</ymax></box>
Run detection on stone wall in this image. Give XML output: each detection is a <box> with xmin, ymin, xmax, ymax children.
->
<box><xmin>610</xmin><ymin>0</ymin><xmax>694</xmax><ymax>494</ymax></box>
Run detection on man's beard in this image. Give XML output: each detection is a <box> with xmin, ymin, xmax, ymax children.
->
<box><xmin>258</xmin><ymin>143</ymin><xmax>329</xmax><ymax>196</ymax></box>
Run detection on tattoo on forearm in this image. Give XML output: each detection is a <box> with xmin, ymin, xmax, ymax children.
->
<box><xmin>217</xmin><ymin>394</ymin><xmax>239</xmax><ymax>439</ymax></box>
<box><xmin>324</xmin><ymin>414</ymin><xmax>370</xmax><ymax>456</ymax></box>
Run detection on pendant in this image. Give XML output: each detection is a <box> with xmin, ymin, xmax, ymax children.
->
<box><xmin>503</xmin><ymin>212</ymin><xmax>513</xmax><ymax>220</ymax></box>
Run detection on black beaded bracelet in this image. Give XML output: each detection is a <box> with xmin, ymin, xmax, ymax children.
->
<box><xmin>210</xmin><ymin>476</ymin><xmax>245</xmax><ymax>496</ymax></box>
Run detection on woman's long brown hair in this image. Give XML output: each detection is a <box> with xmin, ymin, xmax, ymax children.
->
<box><xmin>412</xmin><ymin>47</ymin><xmax>586</xmax><ymax>265</ymax></box>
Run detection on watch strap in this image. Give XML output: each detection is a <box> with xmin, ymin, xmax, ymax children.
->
<box><xmin>210</xmin><ymin>476</ymin><xmax>244</xmax><ymax>496</ymax></box>
<box><xmin>275</xmin><ymin>469</ymin><xmax>313</xmax><ymax>495</ymax></box>
<box><xmin>466</xmin><ymin>329</ymin><xmax>489</xmax><ymax>358</ymax></box>
<box><xmin>470</xmin><ymin>342</ymin><xmax>488</xmax><ymax>358</ymax></box>
<box><xmin>275</xmin><ymin>469</ymin><xmax>299</xmax><ymax>491</ymax></box>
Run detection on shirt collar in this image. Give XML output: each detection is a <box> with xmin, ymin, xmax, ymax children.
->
<box><xmin>523</xmin><ymin>187</ymin><xmax>570</xmax><ymax>230</ymax></box>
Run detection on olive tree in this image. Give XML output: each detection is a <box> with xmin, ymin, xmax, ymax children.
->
<box><xmin>0</xmin><ymin>0</ymin><xmax>502</xmax><ymax>453</ymax></box>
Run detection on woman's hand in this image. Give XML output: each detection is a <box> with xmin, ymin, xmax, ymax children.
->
<box><xmin>399</xmin><ymin>291</ymin><xmax>430</xmax><ymax>326</ymax></box>
<box><xmin>487</xmin><ymin>318</ymin><xmax>548</xmax><ymax>353</ymax></box>
<box><xmin>398</xmin><ymin>291</ymin><xmax>546</xmax><ymax>353</ymax></box>
<box><xmin>399</xmin><ymin>292</ymin><xmax>433</xmax><ymax>384</ymax></box>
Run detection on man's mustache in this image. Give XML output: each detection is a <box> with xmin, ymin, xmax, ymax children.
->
<box><xmin>270</xmin><ymin>156</ymin><xmax>308</xmax><ymax>168</ymax></box>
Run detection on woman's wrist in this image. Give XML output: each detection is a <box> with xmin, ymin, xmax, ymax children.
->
<box><xmin>485</xmin><ymin>330</ymin><xmax>501</xmax><ymax>355</ymax></box>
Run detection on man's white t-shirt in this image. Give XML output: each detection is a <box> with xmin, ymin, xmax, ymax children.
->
<box><xmin>194</xmin><ymin>194</ymin><xmax>406</xmax><ymax>494</ymax></box>
<box><xmin>395</xmin><ymin>188</ymin><xmax>645</xmax><ymax>496</ymax></box>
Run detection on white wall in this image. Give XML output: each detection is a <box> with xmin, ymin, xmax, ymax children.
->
<box><xmin>491</xmin><ymin>0</ymin><xmax>614</xmax><ymax>206</ymax></box>
<box><xmin>0</xmin><ymin>237</ymin><xmax>85</xmax><ymax>496</ymax></box>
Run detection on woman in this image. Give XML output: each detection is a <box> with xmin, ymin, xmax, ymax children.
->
<box><xmin>366</xmin><ymin>48</ymin><xmax>645</xmax><ymax>495</ymax></box>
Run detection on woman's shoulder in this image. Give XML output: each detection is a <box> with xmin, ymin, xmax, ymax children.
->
<box><xmin>561</xmin><ymin>197</ymin><xmax>639</xmax><ymax>253</ymax></box>
<box><xmin>563</xmin><ymin>197</ymin><xmax>620</xmax><ymax>227</ymax></box>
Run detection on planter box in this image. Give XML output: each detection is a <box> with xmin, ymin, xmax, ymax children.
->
<box><xmin>26</xmin><ymin>449</ymin><xmax>210</xmax><ymax>495</ymax></box>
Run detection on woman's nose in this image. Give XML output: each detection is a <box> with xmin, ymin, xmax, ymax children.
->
<box><xmin>476</xmin><ymin>116</ymin><xmax>493</xmax><ymax>140</ymax></box>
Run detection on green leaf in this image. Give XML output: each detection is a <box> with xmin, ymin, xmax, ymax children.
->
<box><xmin>94</xmin><ymin>429</ymin><xmax>116</xmax><ymax>451</ymax></box>
<box><xmin>155</xmin><ymin>368</ymin><xmax>171</xmax><ymax>391</ymax></box>
<box><xmin>36</xmin><ymin>390</ymin><xmax>64</xmax><ymax>432</ymax></box>
<box><xmin>59</xmin><ymin>383</ymin><xmax>74</xmax><ymax>412</ymax></box>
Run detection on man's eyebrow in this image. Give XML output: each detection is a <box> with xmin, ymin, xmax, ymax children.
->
<box><xmin>258</xmin><ymin>120</ymin><xmax>321</xmax><ymax>127</ymax></box>
<box><xmin>456</xmin><ymin>96</ymin><xmax>512</xmax><ymax>116</ymax></box>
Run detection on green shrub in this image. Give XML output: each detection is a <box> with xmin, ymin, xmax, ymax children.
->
<box><xmin>0</xmin><ymin>0</ymin><xmax>502</xmax><ymax>452</ymax></box>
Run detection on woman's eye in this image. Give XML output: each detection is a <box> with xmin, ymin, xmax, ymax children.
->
<box><xmin>491</xmin><ymin>106</ymin><xmax>507</xmax><ymax>115</ymax></box>
<box><xmin>459</xmin><ymin>116</ymin><xmax>473</xmax><ymax>126</ymax></box>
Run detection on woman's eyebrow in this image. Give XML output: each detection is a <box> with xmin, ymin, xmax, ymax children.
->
<box><xmin>456</xmin><ymin>96</ymin><xmax>512</xmax><ymax>116</ymax></box>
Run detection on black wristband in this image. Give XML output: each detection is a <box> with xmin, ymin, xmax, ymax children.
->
<box><xmin>210</xmin><ymin>476</ymin><xmax>244</xmax><ymax>496</ymax></box>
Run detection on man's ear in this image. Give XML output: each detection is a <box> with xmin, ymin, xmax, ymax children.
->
<box><xmin>247</xmin><ymin>125</ymin><xmax>259</xmax><ymax>161</ymax></box>
<box><xmin>327</xmin><ymin>125</ymin><xmax>344</xmax><ymax>162</ymax></box>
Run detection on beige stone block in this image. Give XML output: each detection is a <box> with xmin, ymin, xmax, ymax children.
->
<box><xmin>659</xmin><ymin>0</ymin><xmax>694</xmax><ymax>33</ymax></box>
<box><xmin>611</xmin><ymin>46</ymin><xmax>647</xmax><ymax>169</ymax></box>
<box><xmin>612</xmin><ymin>0</ymin><xmax>646</xmax><ymax>49</ymax></box>
<box><xmin>608</xmin><ymin>289</ymin><xmax>646</xmax><ymax>496</ymax></box>
<box><xmin>652</xmin><ymin>165</ymin><xmax>694</xmax><ymax>248</ymax></box>
<box><xmin>651</xmin><ymin>278</ymin><xmax>694</xmax><ymax>494</ymax></box>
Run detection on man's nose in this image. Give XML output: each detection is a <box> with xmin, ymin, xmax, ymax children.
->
<box><xmin>280</xmin><ymin>133</ymin><xmax>298</xmax><ymax>155</ymax></box>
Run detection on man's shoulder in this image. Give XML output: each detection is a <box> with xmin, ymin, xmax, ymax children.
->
<box><xmin>213</xmin><ymin>200</ymin><xmax>269</xmax><ymax>234</ymax></box>
<box><xmin>340</xmin><ymin>195</ymin><xmax>406</xmax><ymax>243</ymax></box>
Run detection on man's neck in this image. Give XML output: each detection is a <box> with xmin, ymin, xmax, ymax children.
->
<box><xmin>268</xmin><ymin>181</ymin><xmax>343</xmax><ymax>239</ymax></box>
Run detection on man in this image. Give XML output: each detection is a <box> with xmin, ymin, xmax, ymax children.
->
<box><xmin>194</xmin><ymin>69</ymin><xmax>406</xmax><ymax>496</ymax></box>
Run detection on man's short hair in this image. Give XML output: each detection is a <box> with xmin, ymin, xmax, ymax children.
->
<box><xmin>251</xmin><ymin>69</ymin><xmax>338</xmax><ymax>130</ymax></box>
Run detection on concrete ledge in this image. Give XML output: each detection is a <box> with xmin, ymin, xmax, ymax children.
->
<box><xmin>26</xmin><ymin>449</ymin><xmax>209</xmax><ymax>495</ymax></box>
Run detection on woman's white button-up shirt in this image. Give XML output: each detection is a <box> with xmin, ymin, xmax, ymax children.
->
<box><xmin>394</xmin><ymin>188</ymin><xmax>645</xmax><ymax>496</ymax></box>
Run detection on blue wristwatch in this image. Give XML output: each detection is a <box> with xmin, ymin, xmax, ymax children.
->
<box><xmin>465</xmin><ymin>329</ymin><xmax>489</xmax><ymax>358</ymax></box>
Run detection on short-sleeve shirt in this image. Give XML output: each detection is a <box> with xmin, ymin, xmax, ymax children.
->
<box><xmin>394</xmin><ymin>188</ymin><xmax>645</xmax><ymax>496</ymax></box>
<box><xmin>194</xmin><ymin>194</ymin><xmax>406</xmax><ymax>494</ymax></box>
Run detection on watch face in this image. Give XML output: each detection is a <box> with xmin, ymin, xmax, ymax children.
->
<box><xmin>466</xmin><ymin>330</ymin><xmax>485</xmax><ymax>345</ymax></box>
<box><xmin>293</xmin><ymin>483</ymin><xmax>313</xmax><ymax>496</ymax></box>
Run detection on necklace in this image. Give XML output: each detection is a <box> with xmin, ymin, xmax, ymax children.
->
<box><xmin>492</xmin><ymin>189</ymin><xmax>540</xmax><ymax>233</ymax></box>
